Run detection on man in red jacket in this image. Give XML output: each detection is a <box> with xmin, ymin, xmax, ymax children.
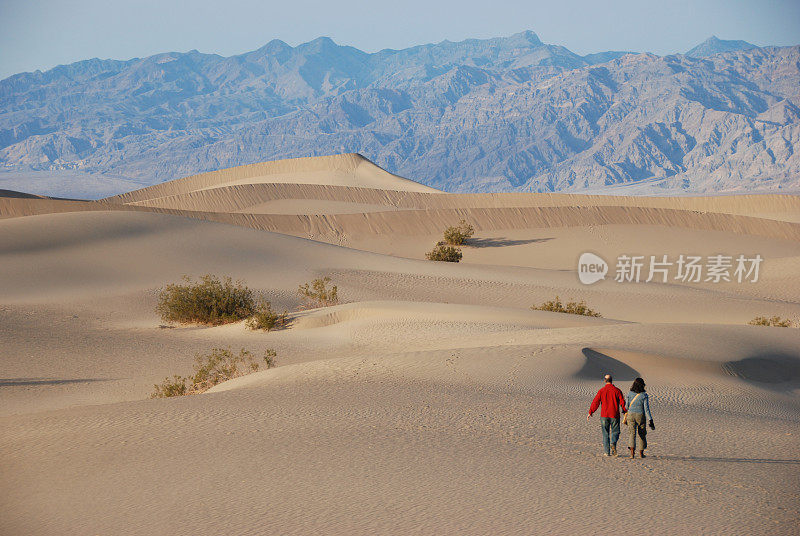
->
<box><xmin>587</xmin><ymin>374</ymin><xmax>627</xmax><ymax>456</ymax></box>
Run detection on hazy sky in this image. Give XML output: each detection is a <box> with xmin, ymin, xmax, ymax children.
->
<box><xmin>1</xmin><ymin>0</ymin><xmax>799</xmax><ymax>79</ymax></box>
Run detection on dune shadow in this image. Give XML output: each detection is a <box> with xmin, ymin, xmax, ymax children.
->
<box><xmin>723</xmin><ymin>351</ymin><xmax>800</xmax><ymax>391</ymax></box>
<box><xmin>655</xmin><ymin>455</ymin><xmax>800</xmax><ymax>465</ymax></box>
<box><xmin>575</xmin><ymin>348</ymin><xmax>640</xmax><ymax>382</ymax></box>
<box><xmin>0</xmin><ymin>189</ymin><xmax>44</xmax><ymax>199</ymax></box>
<box><xmin>466</xmin><ymin>237</ymin><xmax>554</xmax><ymax>248</ymax></box>
<box><xmin>0</xmin><ymin>378</ymin><xmax>113</xmax><ymax>387</ymax></box>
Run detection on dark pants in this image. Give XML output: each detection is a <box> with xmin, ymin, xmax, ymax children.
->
<box><xmin>627</xmin><ymin>412</ymin><xmax>648</xmax><ymax>451</ymax></box>
<box><xmin>600</xmin><ymin>417</ymin><xmax>620</xmax><ymax>454</ymax></box>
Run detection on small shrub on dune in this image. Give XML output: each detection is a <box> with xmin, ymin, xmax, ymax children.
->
<box><xmin>157</xmin><ymin>275</ymin><xmax>256</xmax><ymax>325</ymax></box>
<box><xmin>443</xmin><ymin>219</ymin><xmax>475</xmax><ymax>246</ymax></box>
<box><xmin>246</xmin><ymin>299</ymin><xmax>289</xmax><ymax>331</ymax></box>
<box><xmin>151</xmin><ymin>347</ymin><xmax>278</xmax><ymax>398</ymax></box>
<box><xmin>189</xmin><ymin>347</ymin><xmax>260</xmax><ymax>392</ymax></box>
<box><xmin>748</xmin><ymin>316</ymin><xmax>792</xmax><ymax>327</ymax></box>
<box><xmin>298</xmin><ymin>277</ymin><xmax>339</xmax><ymax>308</ymax></box>
<box><xmin>532</xmin><ymin>296</ymin><xmax>602</xmax><ymax>317</ymax></box>
<box><xmin>263</xmin><ymin>348</ymin><xmax>277</xmax><ymax>369</ymax></box>
<box><xmin>426</xmin><ymin>243</ymin><xmax>463</xmax><ymax>262</ymax></box>
<box><xmin>151</xmin><ymin>375</ymin><xmax>187</xmax><ymax>398</ymax></box>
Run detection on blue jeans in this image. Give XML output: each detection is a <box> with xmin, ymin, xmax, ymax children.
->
<box><xmin>600</xmin><ymin>417</ymin><xmax>620</xmax><ymax>454</ymax></box>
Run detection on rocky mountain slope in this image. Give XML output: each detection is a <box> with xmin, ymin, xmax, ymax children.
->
<box><xmin>1</xmin><ymin>31</ymin><xmax>798</xmax><ymax>195</ymax></box>
<box><xmin>685</xmin><ymin>36</ymin><xmax>759</xmax><ymax>58</ymax></box>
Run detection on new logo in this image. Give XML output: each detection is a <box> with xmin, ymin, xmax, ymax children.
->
<box><xmin>578</xmin><ymin>252</ymin><xmax>608</xmax><ymax>285</ymax></box>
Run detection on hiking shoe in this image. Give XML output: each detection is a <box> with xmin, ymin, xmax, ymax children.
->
<box><xmin>610</xmin><ymin>446</ymin><xmax>617</xmax><ymax>457</ymax></box>
<box><xmin>639</xmin><ymin>450</ymin><xmax>646</xmax><ymax>459</ymax></box>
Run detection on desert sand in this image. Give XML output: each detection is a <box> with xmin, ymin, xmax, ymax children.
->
<box><xmin>1</xmin><ymin>154</ymin><xmax>799</xmax><ymax>535</ymax></box>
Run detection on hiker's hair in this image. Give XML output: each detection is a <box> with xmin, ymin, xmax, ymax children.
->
<box><xmin>630</xmin><ymin>377</ymin><xmax>646</xmax><ymax>393</ymax></box>
<box><xmin>604</xmin><ymin>374</ymin><xmax>612</xmax><ymax>383</ymax></box>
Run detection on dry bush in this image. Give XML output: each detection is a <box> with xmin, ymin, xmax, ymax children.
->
<box><xmin>426</xmin><ymin>243</ymin><xmax>463</xmax><ymax>262</ymax></box>
<box><xmin>188</xmin><ymin>347</ymin><xmax>260</xmax><ymax>393</ymax></box>
<box><xmin>151</xmin><ymin>375</ymin><xmax>187</xmax><ymax>398</ymax></box>
<box><xmin>151</xmin><ymin>347</ymin><xmax>278</xmax><ymax>398</ymax></box>
<box><xmin>298</xmin><ymin>277</ymin><xmax>339</xmax><ymax>308</ymax></box>
<box><xmin>263</xmin><ymin>348</ymin><xmax>277</xmax><ymax>369</ymax></box>
<box><xmin>443</xmin><ymin>219</ymin><xmax>475</xmax><ymax>246</ymax></box>
<box><xmin>246</xmin><ymin>299</ymin><xmax>289</xmax><ymax>331</ymax></box>
<box><xmin>157</xmin><ymin>275</ymin><xmax>256</xmax><ymax>325</ymax></box>
<box><xmin>748</xmin><ymin>316</ymin><xmax>792</xmax><ymax>327</ymax></box>
<box><xmin>532</xmin><ymin>296</ymin><xmax>602</xmax><ymax>317</ymax></box>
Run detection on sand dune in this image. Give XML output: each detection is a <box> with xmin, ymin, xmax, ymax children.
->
<box><xmin>121</xmin><ymin>181</ymin><xmax>800</xmax><ymax>222</ymax></box>
<box><xmin>135</xmin><ymin>204</ymin><xmax>800</xmax><ymax>243</ymax></box>
<box><xmin>0</xmin><ymin>195</ymin><xmax>110</xmax><ymax>219</ymax></box>
<box><xmin>0</xmin><ymin>189</ymin><xmax>48</xmax><ymax>199</ymax></box>
<box><xmin>1</xmin><ymin>154</ymin><xmax>799</xmax><ymax>535</ymax></box>
<box><xmin>105</xmin><ymin>153</ymin><xmax>439</xmax><ymax>203</ymax></box>
<box><xmin>4</xmin><ymin>155</ymin><xmax>800</xmax><ymax>243</ymax></box>
<box><xmin>3</xmin><ymin>210</ymin><xmax>798</xmax><ymax>321</ymax></box>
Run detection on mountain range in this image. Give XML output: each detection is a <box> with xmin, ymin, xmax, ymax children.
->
<box><xmin>1</xmin><ymin>31</ymin><xmax>798</xmax><ymax>196</ymax></box>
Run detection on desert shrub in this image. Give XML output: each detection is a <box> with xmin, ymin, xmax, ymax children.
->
<box><xmin>748</xmin><ymin>316</ymin><xmax>792</xmax><ymax>327</ymax></box>
<box><xmin>151</xmin><ymin>375</ymin><xmax>187</xmax><ymax>398</ymax></box>
<box><xmin>263</xmin><ymin>348</ymin><xmax>277</xmax><ymax>369</ymax></box>
<box><xmin>298</xmin><ymin>277</ymin><xmax>339</xmax><ymax>308</ymax></box>
<box><xmin>246</xmin><ymin>299</ymin><xmax>289</xmax><ymax>331</ymax></box>
<box><xmin>189</xmin><ymin>347</ymin><xmax>260</xmax><ymax>392</ymax></box>
<box><xmin>157</xmin><ymin>275</ymin><xmax>257</xmax><ymax>325</ymax></box>
<box><xmin>426</xmin><ymin>243</ymin><xmax>463</xmax><ymax>262</ymax></box>
<box><xmin>151</xmin><ymin>347</ymin><xmax>278</xmax><ymax>398</ymax></box>
<box><xmin>532</xmin><ymin>296</ymin><xmax>602</xmax><ymax>317</ymax></box>
<box><xmin>443</xmin><ymin>219</ymin><xmax>475</xmax><ymax>246</ymax></box>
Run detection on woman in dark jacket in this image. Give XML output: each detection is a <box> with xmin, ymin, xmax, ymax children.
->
<box><xmin>625</xmin><ymin>377</ymin><xmax>655</xmax><ymax>459</ymax></box>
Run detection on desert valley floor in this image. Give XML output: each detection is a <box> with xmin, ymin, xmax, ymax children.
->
<box><xmin>1</xmin><ymin>154</ymin><xmax>799</xmax><ymax>535</ymax></box>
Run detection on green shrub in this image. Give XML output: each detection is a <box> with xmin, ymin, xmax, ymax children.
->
<box><xmin>748</xmin><ymin>316</ymin><xmax>792</xmax><ymax>327</ymax></box>
<box><xmin>157</xmin><ymin>275</ymin><xmax>257</xmax><ymax>325</ymax></box>
<box><xmin>246</xmin><ymin>299</ymin><xmax>289</xmax><ymax>331</ymax></box>
<box><xmin>298</xmin><ymin>277</ymin><xmax>339</xmax><ymax>308</ymax></box>
<box><xmin>151</xmin><ymin>347</ymin><xmax>278</xmax><ymax>398</ymax></box>
<box><xmin>426</xmin><ymin>243</ymin><xmax>463</xmax><ymax>262</ymax></box>
<box><xmin>443</xmin><ymin>219</ymin><xmax>475</xmax><ymax>246</ymax></box>
<box><xmin>532</xmin><ymin>296</ymin><xmax>602</xmax><ymax>317</ymax></box>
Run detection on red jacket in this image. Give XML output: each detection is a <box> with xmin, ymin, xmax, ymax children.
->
<box><xmin>589</xmin><ymin>383</ymin><xmax>627</xmax><ymax>418</ymax></box>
